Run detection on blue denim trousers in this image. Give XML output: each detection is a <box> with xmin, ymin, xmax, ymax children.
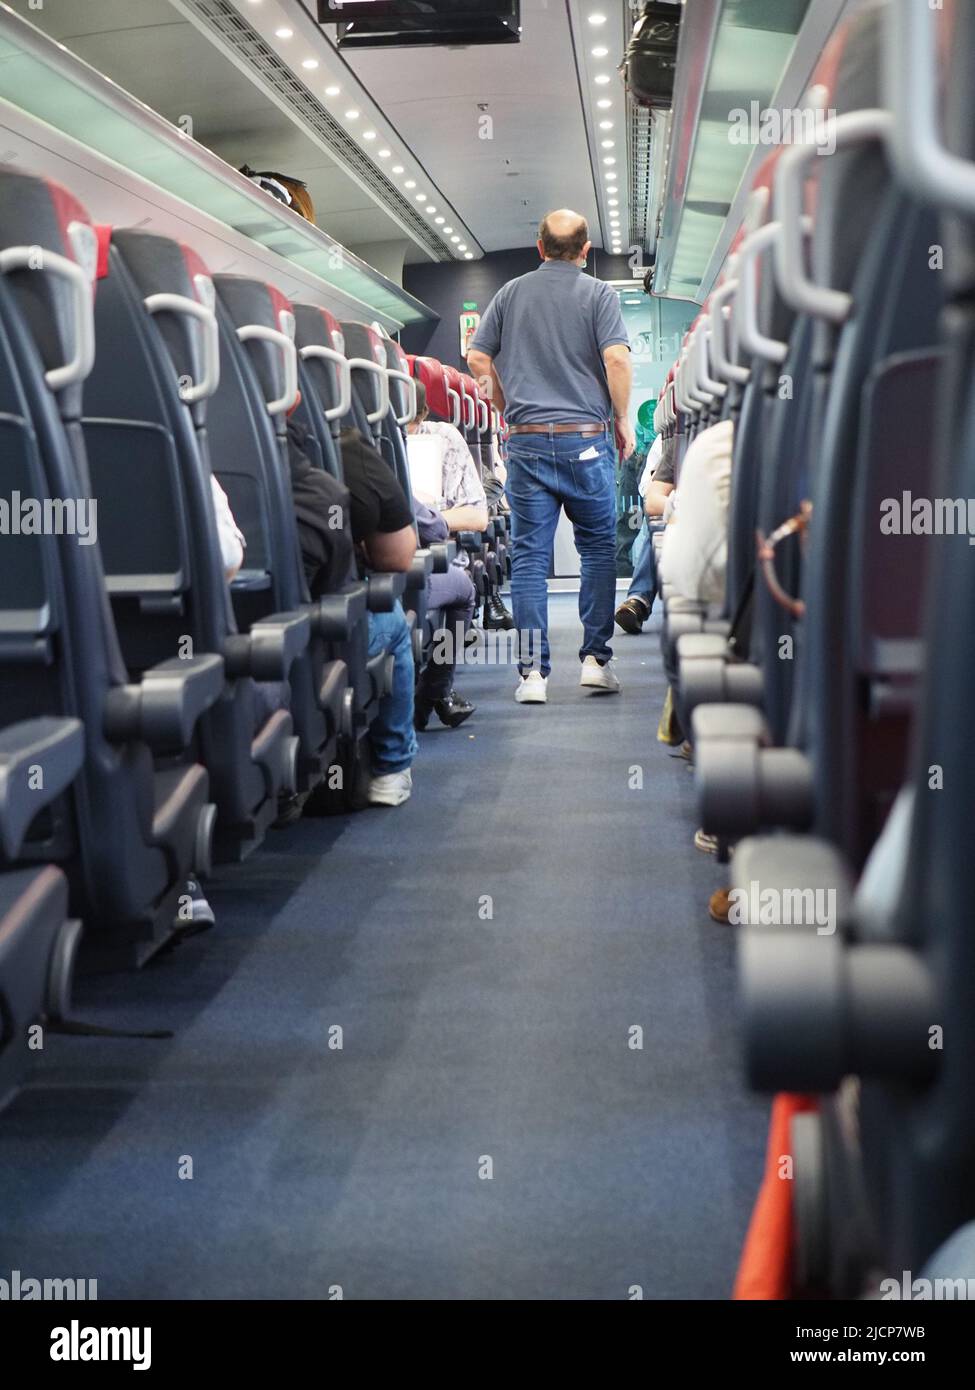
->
<box><xmin>627</xmin><ymin>517</ymin><xmax>667</xmax><ymax>608</ymax></box>
<box><xmin>367</xmin><ymin>601</ymin><xmax>417</xmax><ymax>774</ymax></box>
<box><xmin>505</xmin><ymin>431</ymin><xmax>617</xmax><ymax>677</ymax></box>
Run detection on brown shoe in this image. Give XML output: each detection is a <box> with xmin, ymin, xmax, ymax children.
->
<box><xmin>708</xmin><ymin>886</ymin><xmax>732</xmax><ymax>924</ymax></box>
<box><xmin>615</xmin><ymin>596</ymin><xmax>651</xmax><ymax>634</ymax></box>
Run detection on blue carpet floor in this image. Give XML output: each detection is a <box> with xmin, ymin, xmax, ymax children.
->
<box><xmin>0</xmin><ymin>594</ymin><xmax>768</xmax><ymax>1300</ymax></box>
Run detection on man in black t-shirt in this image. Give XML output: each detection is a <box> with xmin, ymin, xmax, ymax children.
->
<box><xmin>286</xmin><ymin>418</ymin><xmax>419</xmax><ymax>808</ymax></box>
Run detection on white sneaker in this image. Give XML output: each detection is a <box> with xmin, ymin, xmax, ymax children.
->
<box><xmin>580</xmin><ymin>655</ymin><xmax>621</xmax><ymax>693</ymax></box>
<box><xmin>367</xmin><ymin>768</ymin><xmax>413</xmax><ymax>807</ymax></box>
<box><xmin>515</xmin><ymin>671</ymin><xmax>548</xmax><ymax>704</ymax></box>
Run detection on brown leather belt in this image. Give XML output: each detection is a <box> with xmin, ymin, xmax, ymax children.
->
<box><xmin>508</xmin><ymin>422</ymin><xmax>609</xmax><ymax>437</ymax></box>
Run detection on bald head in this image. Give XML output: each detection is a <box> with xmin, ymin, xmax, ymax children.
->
<box><xmin>538</xmin><ymin>209</ymin><xmax>591</xmax><ymax>265</ymax></box>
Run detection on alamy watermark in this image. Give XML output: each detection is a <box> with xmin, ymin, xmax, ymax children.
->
<box><xmin>727</xmin><ymin>881</ymin><xmax>838</xmax><ymax>935</ymax></box>
<box><xmin>1</xmin><ymin>1268</ymin><xmax>97</xmax><ymax>1300</ymax></box>
<box><xmin>0</xmin><ymin>492</ymin><xmax>97</xmax><ymax>546</ymax></box>
<box><xmin>881</xmin><ymin>1270</ymin><xmax>974</xmax><ymax>1300</ymax></box>
<box><xmin>880</xmin><ymin>492</ymin><xmax>975</xmax><ymax>545</ymax></box>
<box><xmin>728</xmin><ymin>102</ymin><xmax>838</xmax><ymax>156</ymax></box>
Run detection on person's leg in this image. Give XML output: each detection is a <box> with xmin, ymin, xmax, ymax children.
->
<box><xmin>416</xmin><ymin>568</ymin><xmax>476</xmax><ymax>725</ymax></box>
<box><xmin>557</xmin><ymin>434</ymin><xmax>618</xmax><ymax>666</ymax></box>
<box><xmin>505</xmin><ymin>439</ymin><xmax>562</xmax><ymax>678</ymax></box>
<box><xmin>616</xmin><ymin>517</ymin><xmax>661</xmax><ymax>634</ymax></box>
<box><xmin>627</xmin><ymin>520</ymin><xmax>655</xmax><ymax>606</ymax></box>
<box><xmin>367</xmin><ymin>601</ymin><xmax>417</xmax><ymax>775</ymax></box>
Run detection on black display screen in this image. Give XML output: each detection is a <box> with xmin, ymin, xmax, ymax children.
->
<box><xmin>317</xmin><ymin>1</ymin><xmax>521</xmax><ymax>48</ymax></box>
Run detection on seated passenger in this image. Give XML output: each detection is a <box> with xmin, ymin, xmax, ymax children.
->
<box><xmin>178</xmin><ymin>474</ymin><xmax>249</xmax><ymax>932</ymax></box>
<box><xmin>412</xmin><ymin>497</ymin><xmax>477</xmax><ymax>731</ymax></box>
<box><xmin>659</xmin><ymin>419</ymin><xmax>733</xmax><ymax>604</ymax></box>
<box><xmin>287</xmin><ymin>414</ymin><xmax>418</xmax><ymax>808</ymax></box>
<box><xmin>407</xmin><ymin>380</ymin><xmax>513</xmax><ymax>631</ymax></box>
<box><xmin>656</xmin><ymin>418</ymin><xmax>735</xmax><ymax>925</ymax></box>
<box><xmin>615</xmin><ymin>430</ymin><xmax>665</xmax><ymax>634</ymax></box>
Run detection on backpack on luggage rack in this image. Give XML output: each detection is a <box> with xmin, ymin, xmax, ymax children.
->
<box><xmin>621</xmin><ymin>2</ymin><xmax>682</xmax><ymax>109</ymax></box>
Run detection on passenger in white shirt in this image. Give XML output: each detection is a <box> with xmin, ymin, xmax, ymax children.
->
<box><xmin>659</xmin><ymin>418</ymin><xmax>734</xmax><ymax>605</ymax></box>
<box><xmin>210</xmin><ymin>474</ymin><xmax>246</xmax><ymax>580</ymax></box>
<box><xmin>614</xmin><ymin>432</ymin><xmax>664</xmax><ymax>635</ymax></box>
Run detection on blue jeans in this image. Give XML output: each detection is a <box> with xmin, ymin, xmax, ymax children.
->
<box><xmin>505</xmin><ymin>431</ymin><xmax>617</xmax><ymax>677</ymax></box>
<box><xmin>367</xmin><ymin>602</ymin><xmax>417</xmax><ymax>774</ymax></box>
<box><xmin>627</xmin><ymin>517</ymin><xmax>666</xmax><ymax>608</ymax></box>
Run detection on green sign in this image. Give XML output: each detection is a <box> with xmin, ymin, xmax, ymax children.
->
<box><xmin>462</xmin><ymin>301</ymin><xmax>478</xmax><ymax>311</ymax></box>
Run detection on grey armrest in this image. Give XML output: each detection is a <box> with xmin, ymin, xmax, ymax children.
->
<box><xmin>696</xmin><ymin>737</ymin><xmax>813</xmax><ymax>837</ymax></box>
<box><xmin>429</xmin><ymin>541</ymin><xmax>456</xmax><ymax>573</ymax></box>
<box><xmin>457</xmin><ymin>530</ymin><xmax>485</xmax><ymax>551</ymax></box>
<box><xmin>105</xmin><ymin>653</ymin><xmax>225</xmax><ymax>751</ymax></box>
<box><xmin>736</xmin><ymin>835</ymin><xmax>934</xmax><ymax>1093</ymax></box>
<box><xmin>407</xmin><ymin>550</ymin><xmax>435</xmax><ymax>590</ymax></box>
<box><xmin>678</xmin><ymin>633</ymin><xmax>729</xmax><ymax>661</ymax></box>
<box><xmin>666</xmin><ymin>596</ymin><xmax>709</xmax><ymax>616</ymax></box>
<box><xmin>366</xmin><ymin>572</ymin><xmax>407</xmax><ymax>612</ymax></box>
<box><xmin>0</xmin><ymin>716</ymin><xmax>85</xmax><ymax>859</ymax></box>
<box><xmin>311</xmin><ymin>582</ymin><xmax>368</xmax><ymax>641</ymax></box>
<box><xmin>682</xmin><ymin>658</ymin><xmax>764</xmax><ymax>717</ymax></box>
<box><xmin>692</xmin><ymin>703</ymin><xmax>769</xmax><ymax>743</ymax></box>
<box><xmin>223</xmin><ymin>612</ymin><xmax>310</xmax><ymax>682</ymax></box>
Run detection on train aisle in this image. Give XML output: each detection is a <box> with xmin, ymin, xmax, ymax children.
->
<box><xmin>1</xmin><ymin>596</ymin><xmax>766</xmax><ymax>1301</ymax></box>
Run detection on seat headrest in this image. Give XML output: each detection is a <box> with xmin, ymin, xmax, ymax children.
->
<box><xmin>215</xmin><ymin>274</ymin><xmax>294</xmax><ymax>333</ymax></box>
<box><xmin>0</xmin><ymin>165</ymin><xmax>97</xmax><ymax>279</ymax></box>
<box><xmin>410</xmin><ymin>355</ymin><xmax>450</xmax><ymax>418</ymax></box>
<box><xmin>342</xmin><ymin>321</ymin><xmax>387</xmax><ymax>367</ymax></box>
<box><xmin>293</xmin><ymin>303</ymin><xmax>345</xmax><ymax>356</ymax></box>
<box><xmin>94</xmin><ymin>224</ymin><xmax>112</xmax><ymax>280</ymax></box>
<box><xmin>112</xmin><ymin>228</ymin><xmax>214</xmax><ymax>306</ymax></box>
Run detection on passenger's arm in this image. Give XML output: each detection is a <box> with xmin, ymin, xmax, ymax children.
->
<box><xmin>442</xmin><ymin>503</ymin><xmax>489</xmax><ymax>533</ymax></box>
<box><xmin>604</xmin><ymin>344</ymin><xmax>634</xmax><ymax>458</ymax></box>
<box><xmin>467</xmin><ymin>350</ymin><xmax>506</xmax><ymax>415</ymax></box>
<box><xmin>363</xmin><ymin>524</ymin><xmax>417</xmax><ymax>573</ymax></box>
<box><xmin>645</xmin><ymin>479</ymin><xmax>675</xmax><ymax>518</ymax></box>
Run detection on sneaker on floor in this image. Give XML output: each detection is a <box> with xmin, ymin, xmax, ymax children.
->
<box><xmin>708</xmin><ymin>886</ymin><xmax>732</xmax><ymax>924</ymax></box>
<box><xmin>579</xmin><ymin>655</ymin><xmax>621</xmax><ymax>693</ymax></box>
<box><xmin>174</xmin><ymin>878</ymin><xmax>215</xmax><ymax>938</ymax></box>
<box><xmin>515</xmin><ymin>671</ymin><xmax>548</xmax><ymax>704</ymax></box>
<box><xmin>694</xmin><ymin>828</ymin><xmax>719</xmax><ymax>855</ymax></box>
<box><xmin>367</xmin><ymin>769</ymin><xmax>413</xmax><ymax>807</ymax></box>
<box><xmin>615</xmin><ymin>596</ymin><xmax>651</xmax><ymax>634</ymax></box>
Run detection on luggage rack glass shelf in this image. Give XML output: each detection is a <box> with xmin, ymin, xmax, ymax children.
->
<box><xmin>0</xmin><ymin>5</ymin><xmax>434</xmax><ymax>330</ymax></box>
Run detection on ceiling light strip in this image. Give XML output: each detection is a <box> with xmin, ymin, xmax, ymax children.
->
<box><xmin>178</xmin><ymin>0</ymin><xmax>472</xmax><ymax>261</ymax></box>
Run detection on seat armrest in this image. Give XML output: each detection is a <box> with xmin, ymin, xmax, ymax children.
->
<box><xmin>223</xmin><ymin>613</ymin><xmax>310</xmax><ymax>681</ymax></box>
<box><xmin>366</xmin><ymin>572</ymin><xmax>407</xmax><ymax>612</ymax></box>
<box><xmin>429</xmin><ymin>541</ymin><xmax>456</xmax><ymax>574</ymax></box>
<box><xmin>311</xmin><ymin>582</ymin><xmax>368</xmax><ymax>641</ymax></box>
<box><xmin>0</xmin><ymin>716</ymin><xmax>85</xmax><ymax>859</ymax></box>
<box><xmin>731</xmin><ymin>835</ymin><xmax>855</xmax><ymax>921</ymax></box>
<box><xmin>692</xmin><ymin>703</ymin><xmax>769</xmax><ymax>743</ymax></box>
<box><xmin>104</xmin><ymin>654</ymin><xmax>225</xmax><ymax>752</ymax></box>
<box><xmin>407</xmin><ymin>550</ymin><xmax>435</xmax><ymax>590</ymax></box>
<box><xmin>456</xmin><ymin>530</ymin><xmax>485</xmax><ymax>551</ymax></box>
<box><xmin>667</xmin><ymin>596</ymin><xmax>709</xmax><ymax>616</ymax></box>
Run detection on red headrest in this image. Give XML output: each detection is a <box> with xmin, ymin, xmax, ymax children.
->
<box><xmin>267</xmin><ymin>282</ymin><xmax>295</xmax><ymax>329</ymax></box>
<box><xmin>410</xmin><ymin>354</ymin><xmax>451</xmax><ymax>418</ymax></box>
<box><xmin>94</xmin><ymin>224</ymin><xmax>112</xmax><ymax>280</ymax></box>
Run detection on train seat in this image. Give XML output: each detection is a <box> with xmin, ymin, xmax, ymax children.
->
<box><xmin>0</xmin><ymin>170</ymin><xmax>220</xmax><ymax>966</ymax></box>
<box><xmin>210</xmin><ymin>273</ymin><xmax>349</xmax><ymax>803</ymax></box>
<box><xmin>80</xmin><ymin>229</ymin><xmax>303</xmax><ymax>861</ymax></box>
<box><xmin>0</xmin><ymin>717</ymin><xmax>85</xmax><ymax>1109</ymax></box>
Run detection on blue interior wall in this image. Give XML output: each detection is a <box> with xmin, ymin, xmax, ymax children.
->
<box><xmin>401</xmin><ymin>248</ymin><xmax>635</xmax><ymax>366</ymax></box>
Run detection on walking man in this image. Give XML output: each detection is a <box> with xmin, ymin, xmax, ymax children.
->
<box><xmin>467</xmin><ymin>209</ymin><xmax>634</xmax><ymax>704</ymax></box>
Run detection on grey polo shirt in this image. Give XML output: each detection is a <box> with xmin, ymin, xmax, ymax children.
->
<box><xmin>470</xmin><ymin>260</ymin><xmax>629</xmax><ymax>426</ymax></box>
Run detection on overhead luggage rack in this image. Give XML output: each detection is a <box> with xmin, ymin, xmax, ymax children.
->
<box><xmin>0</xmin><ymin>3</ymin><xmax>436</xmax><ymax>332</ymax></box>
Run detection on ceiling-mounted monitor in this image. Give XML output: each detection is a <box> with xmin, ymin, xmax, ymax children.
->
<box><xmin>317</xmin><ymin>1</ymin><xmax>521</xmax><ymax>49</ymax></box>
